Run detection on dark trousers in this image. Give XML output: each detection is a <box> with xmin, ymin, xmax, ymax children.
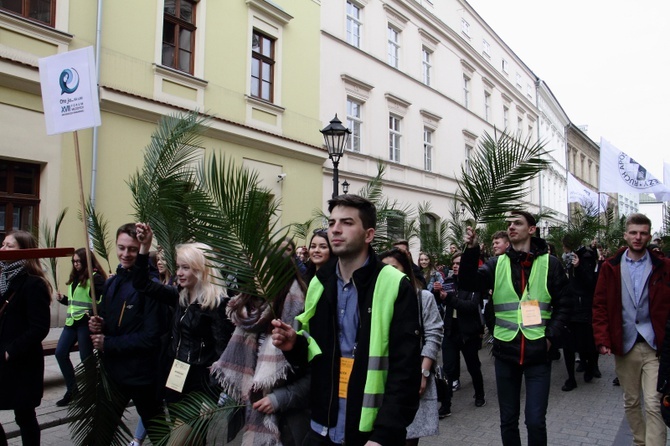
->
<box><xmin>0</xmin><ymin>407</ymin><xmax>40</xmax><ymax>446</ymax></box>
<box><xmin>563</xmin><ymin>321</ymin><xmax>598</xmax><ymax>381</ymax></box>
<box><xmin>55</xmin><ymin>321</ymin><xmax>94</xmax><ymax>393</ymax></box>
<box><xmin>495</xmin><ymin>358</ymin><xmax>551</xmax><ymax>446</ymax></box>
<box><xmin>113</xmin><ymin>382</ymin><xmax>163</xmax><ymax>443</ymax></box>
<box><xmin>443</xmin><ymin>332</ymin><xmax>485</xmax><ymax>398</ymax></box>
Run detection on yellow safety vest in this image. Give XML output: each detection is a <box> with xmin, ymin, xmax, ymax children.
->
<box><xmin>492</xmin><ymin>254</ymin><xmax>551</xmax><ymax>341</ymax></box>
<box><xmin>295</xmin><ymin>265</ymin><xmax>405</xmax><ymax>432</ymax></box>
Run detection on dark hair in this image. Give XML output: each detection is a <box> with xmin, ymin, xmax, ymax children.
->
<box><xmin>392</xmin><ymin>239</ymin><xmax>409</xmax><ymax>249</ymax></box>
<box><xmin>379</xmin><ymin>248</ymin><xmax>418</xmax><ymax>290</ymax></box>
<box><xmin>116</xmin><ymin>223</ymin><xmax>137</xmax><ymax>241</ymax></box>
<box><xmin>4</xmin><ymin>230</ymin><xmax>52</xmax><ymax>295</ymax></box>
<box><xmin>492</xmin><ymin>230</ymin><xmax>509</xmax><ymax>241</ymax></box>
<box><xmin>625</xmin><ymin>213</ymin><xmax>652</xmax><ymax>230</ymax></box>
<box><xmin>508</xmin><ymin>210</ymin><xmax>536</xmax><ymax>227</ymax></box>
<box><xmin>67</xmin><ymin>247</ymin><xmax>108</xmax><ymax>286</ymax></box>
<box><xmin>304</xmin><ymin>230</ymin><xmax>333</xmax><ymax>282</ymax></box>
<box><xmin>328</xmin><ymin>194</ymin><xmax>376</xmax><ymax>230</ymax></box>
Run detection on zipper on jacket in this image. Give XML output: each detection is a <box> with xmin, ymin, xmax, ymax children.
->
<box><xmin>519</xmin><ymin>335</ymin><xmax>525</xmax><ymax>365</ymax></box>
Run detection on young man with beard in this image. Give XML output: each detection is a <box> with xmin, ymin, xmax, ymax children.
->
<box><xmin>593</xmin><ymin>213</ymin><xmax>670</xmax><ymax>446</ymax></box>
<box><xmin>272</xmin><ymin>195</ymin><xmax>421</xmax><ymax>446</ymax></box>
<box><xmin>459</xmin><ymin>211</ymin><xmax>570</xmax><ymax>446</ymax></box>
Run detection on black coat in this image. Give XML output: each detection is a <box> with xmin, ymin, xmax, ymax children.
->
<box><xmin>565</xmin><ymin>246</ymin><xmax>597</xmax><ymax>324</ymax></box>
<box><xmin>285</xmin><ymin>248</ymin><xmax>421</xmax><ymax>446</ymax></box>
<box><xmin>0</xmin><ymin>272</ymin><xmax>51</xmax><ymax>409</ymax></box>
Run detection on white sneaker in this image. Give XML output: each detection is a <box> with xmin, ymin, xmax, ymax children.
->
<box><xmin>452</xmin><ymin>379</ymin><xmax>461</xmax><ymax>391</ymax></box>
<box><xmin>128</xmin><ymin>441</ymin><xmax>141</xmax><ymax>446</ymax></box>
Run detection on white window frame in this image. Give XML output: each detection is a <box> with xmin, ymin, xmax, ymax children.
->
<box><xmin>516</xmin><ymin>73</ymin><xmax>522</xmax><ymax>89</ymax></box>
<box><xmin>484</xmin><ymin>91</ymin><xmax>491</xmax><ymax>122</ymax></box>
<box><xmin>346</xmin><ymin>97</ymin><xmax>363</xmax><ymax>153</ymax></box>
<box><xmin>461</xmin><ymin>18</ymin><xmax>470</xmax><ymax>37</ymax></box>
<box><xmin>346</xmin><ymin>1</ymin><xmax>362</xmax><ymax>48</ymax></box>
<box><xmin>422</xmin><ymin>47</ymin><xmax>432</xmax><ymax>86</ymax></box>
<box><xmin>387</xmin><ymin>25</ymin><xmax>400</xmax><ymax>68</ymax></box>
<box><xmin>463</xmin><ymin>74</ymin><xmax>470</xmax><ymax>108</ymax></box>
<box><xmin>502</xmin><ymin>58</ymin><xmax>509</xmax><ymax>74</ymax></box>
<box><xmin>389</xmin><ymin>114</ymin><xmax>401</xmax><ymax>162</ymax></box>
<box><xmin>482</xmin><ymin>39</ymin><xmax>490</xmax><ymax>58</ymax></box>
<box><xmin>503</xmin><ymin>105</ymin><xmax>509</xmax><ymax>129</ymax></box>
<box><xmin>465</xmin><ymin>144</ymin><xmax>473</xmax><ymax>174</ymax></box>
<box><xmin>423</xmin><ymin>127</ymin><xmax>433</xmax><ymax>171</ymax></box>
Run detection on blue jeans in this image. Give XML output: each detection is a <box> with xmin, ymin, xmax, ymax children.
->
<box><xmin>55</xmin><ymin>321</ymin><xmax>94</xmax><ymax>393</ymax></box>
<box><xmin>494</xmin><ymin>358</ymin><xmax>551</xmax><ymax>446</ymax></box>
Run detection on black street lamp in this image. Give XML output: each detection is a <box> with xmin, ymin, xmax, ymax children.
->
<box><xmin>342</xmin><ymin>180</ymin><xmax>350</xmax><ymax>194</ymax></box>
<box><xmin>320</xmin><ymin>114</ymin><xmax>351</xmax><ymax>198</ymax></box>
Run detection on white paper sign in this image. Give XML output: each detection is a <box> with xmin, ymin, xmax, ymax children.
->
<box><xmin>38</xmin><ymin>47</ymin><xmax>101</xmax><ymax>135</ymax></box>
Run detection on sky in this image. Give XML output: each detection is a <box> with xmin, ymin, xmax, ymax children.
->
<box><xmin>466</xmin><ymin>0</ymin><xmax>670</xmax><ymax>179</ymax></box>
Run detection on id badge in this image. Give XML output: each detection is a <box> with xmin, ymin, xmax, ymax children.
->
<box><xmin>520</xmin><ymin>300</ymin><xmax>541</xmax><ymax>326</ymax></box>
<box><xmin>339</xmin><ymin>357</ymin><xmax>354</xmax><ymax>399</ymax></box>
<box><xmin>166</xmin><ymin>359</ymin><xmax>191</xmax><ymax>393</ymax></box>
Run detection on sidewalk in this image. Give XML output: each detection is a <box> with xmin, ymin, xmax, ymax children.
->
<box><xmin>2</xmin><ymin>328</ymin><xmax>667</xmax><ymax>445</ymax></box>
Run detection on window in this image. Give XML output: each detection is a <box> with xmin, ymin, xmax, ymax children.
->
<box><xmin>422</xmin><ymin>47</ymin><xmax>432</xmax><ymax>86</ymax></box>
<box><xmin>251</xmin><ymin>30</ymin><xmax>275</xmax><ymax>102</ymax></box>
<box><xmin>346</xmin><ymin>98</ymin><xmax>363</xmax><ymax>152</ymax></box>
<box><xmin>461</xmin><ymin>18</ymin><xmax>470</xmax><ymax>37</ymax></box>
<box><xmin>463</xmin><ymin>75</ymin><xmax>470</xmax><ymax>108</ymax></box>
<box><xmin>387</xmin><ymin>212</ymin><xmax>406</xmax><ymax>242</ymax></box>
<box><xmin>162</xmin><ymin>0</ymin><xmax>197</xmax><ymax>74</ymax></box>
<box><xmin>503</xmin><ymin>106</ymin><xmax>509</xmax><ymax>129</ymax></box>
<box><xmin>517</xmin><ymin>117</ymin><xmax>523</xmax><ymax>134</ymax></box>
<box><xmin>387</xmin><ymin>25</ymin><xmax>400</xmax><ymax>68</ymax></box>
<box><xmin>502</xmin><ymin>58</ymin><xmax>509</xmax><ymax>74</ymax></box>
<box><xmin>484</xmin><ymin>91</ymin><xmax>491</xmax><ymax>121</ymax></box>
<box><xmin>464</xmin><ymin>144</ymin><xmax>473</xmax><ymax>175</ymax></box>
<box><xmin>1</xmin><ymin>0</ymin><xmax>54</xmax><ymax>26</ymax></box>
<box><xmin>0</xmin><ymin>160</ymin><xmax>40</xmax><ymax>240</ymax></box>
<box><xmin>346</xmin><ymin>1</ymin><xmax>362</xmax><ymax>48</ymax></box>
<box><xmin>389</xmin><ymin>115</ymin><xmax>401</xmax><ymax>162</ymax></box>
<box><xmin>482</xmin><ymin>39</ymin><xmax>490</xmax><ymax>58</ymax></box>
<box><xmin>516</xmin><ymin>73</ymin><xmax>522</xmax><ymax>89</ymax></box>
<box><xmin>423</xmin><ymin>128</ymin><xmax>433</xmax><ymax>171</ymax></box>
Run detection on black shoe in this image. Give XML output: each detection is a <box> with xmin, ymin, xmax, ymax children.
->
<box><xmin>576</xmin><ymin>362</ymin><xmax>585</xmax><ymax>372</ymax></box>
<box><xmin>475</xmin><ymin>397</ymin><xmax>486</xmax><ymax>407</ymax></box>
<box><xmin>561</xmin><ymin>379</ymin><xmax>577</xmax><ymax>391</ymax></box>
<box><xmin>593</xmin><ymin>366</ymin><xmax>602</xmax><ymax>378</ymax></box>
<box><xmin>613</xmin><ymin>377</ymin><xmax>620</xmax><ymax>386</ymax></box>
<box><xmin>438</xmin><ymin>405</ymin><xmax>451</xmax><ymax>418</ymax></box>
<box><xmin>584</xmin><ymin>369</ymin><xmax>594</xmax><ymax>383</ymax></box>
<box><xmin>56</xmin><ymin>391</ymin><xmax>72</xmax><ymax>407</ymax></box>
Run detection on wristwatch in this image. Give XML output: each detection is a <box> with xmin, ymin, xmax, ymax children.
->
<box><xmin>421</xmin><ymin>368</ymin><xmax>431</xmax><ymax>378</ymax></box>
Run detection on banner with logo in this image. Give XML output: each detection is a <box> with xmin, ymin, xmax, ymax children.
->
<box><xmin>567</xmin><ymin>172</ymin><xmax>607</xmax><ymax>215</ymax></box>
<box><xmin>39</xmin><ymin>47</ymin><xmax>101</xmax><ymax>135</ymax></box>
<box><xmin>599</xmin><ymin>138</ymin><xmax>670</xmax><ymax>196</ymax></box>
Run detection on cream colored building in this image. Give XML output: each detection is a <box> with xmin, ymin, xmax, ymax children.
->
<box><xmin>319</xmin><ymin>0</ymin><xmax>543</xmax><ymax>251</ymax></box>
<box><xmin>0</xmin><ymin>0</ymin><xmax>324</xmax><ymax>323</ymax></box>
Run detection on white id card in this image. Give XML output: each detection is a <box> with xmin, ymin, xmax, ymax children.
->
<box><xmin>520</xmin><ymin>300</ymin><xmax>541</xmax><ymax>326</ymax></box>
<box><xmin>165</xmin><ymin>359</ymin><xmax>190</xmax><ymax>393</ymax></box>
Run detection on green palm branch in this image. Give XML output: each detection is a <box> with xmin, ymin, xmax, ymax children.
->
<box><xmin>290</xmin><ymin>217</ymin><xmax>318</xmax><ymax>245</ymax></box>
<box><xmin>128</xmin><ymin>111</ymin><xmax>209</xmax><ymax>272</ymax></box>
<box><xmin>190</xmin><ymin>153</ymin><xmax>295</xmax><ymax>301</ymax></box>
<box><xmin>68</xmin><ymin>353</ymin><xmax>132</xmax><ymax>446</ymax></box>
<box><xmin>39</xmin><ymin>207</ymin><xmax>68</xmax><ymax>290</ymax></box>
<box><xmin>457</xmin><ymin>130</ymin><xmax>549</xmax><ymax>225</ymax></box>
<box><xmin>78</xmin><ymin>200</ymin><xmax>113</xmax><ymax>273</ymax></box>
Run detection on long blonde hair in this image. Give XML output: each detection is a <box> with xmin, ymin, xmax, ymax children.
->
<box><xmin>175</xmin><ymin>243</ymin><xmax>226</xmax><ymax>310</ymax></box>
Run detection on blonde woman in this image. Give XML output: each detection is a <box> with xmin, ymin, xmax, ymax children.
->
<box><xmin>133</xmin><ymin>223</ymin><xmax>234</xmax><ymax>406</ymax></box>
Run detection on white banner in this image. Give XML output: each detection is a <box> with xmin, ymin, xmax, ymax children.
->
<box><xmin>655</xmin><ymin>162</ymin><xmax>670</xmax><ymax>202</ymax></box>
<box><xmin>39</xmin><ymin>47</ymin><xmax>101</xmax><ymax>135</ymax></box>
<box><xmin>567</xmin><ymin>172</ymin><xmax>608</xmax><ymax>215</ymax></box>
<box><xmin>599</xmin><ymin>138</ymin><xmax>670</xmax><ymax>195</ymax></box>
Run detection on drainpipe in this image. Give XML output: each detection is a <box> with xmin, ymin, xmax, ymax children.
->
<box><xmin>90</xmin><ymin>0</ymin><xmax>103</xmax><ymax>205</ymax></box>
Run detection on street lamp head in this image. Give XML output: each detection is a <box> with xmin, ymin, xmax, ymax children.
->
<box><xmin>320</xmin><ymin>114</ymin><xmax>351</xmax><ymax>164</ymax></box>
<box><xmin>342</xmin><ymin>180</ymin><xmax>350</xmax><ymax>194</ymax></box>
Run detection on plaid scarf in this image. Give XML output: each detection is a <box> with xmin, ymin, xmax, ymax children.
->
<box><xmin>0</xmin><ymin>260</ymin><xmax>25</xmax><ymax>296</ymax></box>
<box><xmin>211</xmin><ymin>280</ymin><xmax>305</xmax><ymax>446</ymax></box>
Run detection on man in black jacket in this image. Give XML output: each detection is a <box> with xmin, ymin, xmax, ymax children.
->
<box><xmin>272</xmin><ymin>195</ymin><xmax>421</xmax><ymax>446</ymax></box>
<box><xmin>459</xmin><ymin>211</ymin><xmax>570</xmax><ymax>446</ymax></box>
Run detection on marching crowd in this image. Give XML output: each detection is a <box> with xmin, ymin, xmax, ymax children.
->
<box><xmin>1</xmin><ymin>195</ymin><xmax>670</xmax><ymax>446</ymax></box>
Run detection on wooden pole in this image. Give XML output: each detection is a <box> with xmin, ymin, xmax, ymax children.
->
<box><xmin>73</xmin><ymin>131</ymin><xmax>98</xmax><ymax>316</ymax></box>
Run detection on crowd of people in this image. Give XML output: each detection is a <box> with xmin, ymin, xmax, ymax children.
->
<box><xmin>2</xmin><ymin>200</ymin><xmax>670</xmax><ymax>446</ymax></box>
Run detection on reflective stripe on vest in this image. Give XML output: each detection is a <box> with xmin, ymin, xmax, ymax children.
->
<box><xmin>294</xmin><ymin>265</ymin><xmax>405</xmax><ymax>433</ymax></box>
<box><xmin>492</xmin><ymin>254</ymin><xmax>551</xmax><ymax>341</ymax></box>
<box><xmin>65</xmin><ymin>274</ymin><xmax>97</xmax><ymax>326</ymax></box>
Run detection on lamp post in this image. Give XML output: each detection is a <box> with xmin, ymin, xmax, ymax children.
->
<box><xmin>320</xmin><ymin>114</ymin><xmax>351</xmax><ymax>198</ymax></box>
<box><xmin>341</xmin><ymin>180</ymin><xmax>350</xmax><ymax>194</ymax></box>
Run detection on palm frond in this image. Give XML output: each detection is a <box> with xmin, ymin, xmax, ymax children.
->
<box><xmin>458</xmin><ymin>130</ymin><xmax>549</xmax><ymax>224</ymax></box>
<box><xmin>190</xmin><ymin>153</ymin><xmax>295</xmax><ymax>302</ymax></box>
<box><xmin>127</xmin><ymin>111</ymin><xmax>209</xmax><ymax>272</ymax></box>
<box><xmin>357</xmin><ymin>160</ymin><xmax>386</xmax><ymax>204</ymax></box>
<box><xmin>289</xmin><ymin>217</ymin><xmax>317</xmax><ymax>245</ymax></box>
<box><xmin>149</xmin><ymin>390</ymin><xmax>242</xmax><ymax>446</ymax></box>
<box><xmin>39</xmin><ymin>207</ymin><xmax>68</xmax><ymax>290</ymax></box>
<box><xmin>68</xmin><ymin>353</ymin><xmax>132</xmax><ymax>446</ymax></box>
<box><xmin>78</xmin><ymin>200</ymin><xmax>113</xmax><ymax>273</ymax></box>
